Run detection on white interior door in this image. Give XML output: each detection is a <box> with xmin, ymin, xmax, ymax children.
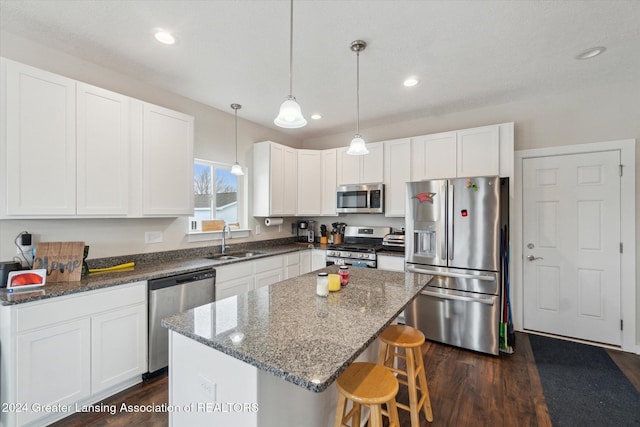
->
<box><xmin>522</xmin><ymin>150</ymin><xmax>621</xmax><ymax>345</ymax></box>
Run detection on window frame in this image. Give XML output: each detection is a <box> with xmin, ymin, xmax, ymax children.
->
<box><xmin>187</xmin><ymin>158</ymin><xmax>249</xmax><ymax>242</ymax></box>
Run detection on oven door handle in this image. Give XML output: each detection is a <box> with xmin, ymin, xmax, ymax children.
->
<box><xmin>420</xmin><ymin>289</ymin><xmax>495</xmax><ymax>305</ymax></box>
<box><xmin>407</xmin><ymin>266</ymin><xmax>494</xmax><ymax>281</ymax></box>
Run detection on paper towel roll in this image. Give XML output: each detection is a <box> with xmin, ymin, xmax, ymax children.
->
<box><xmin>264</xmin><ymin>217</ymin><xmax>284</xmax><ymax>227</ymax></box>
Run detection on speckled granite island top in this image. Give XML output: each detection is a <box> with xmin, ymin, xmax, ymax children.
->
<box><xmin>162</xmin><ymin>265</ymin><xmax>430</xmax><ymax>393</ymax></box>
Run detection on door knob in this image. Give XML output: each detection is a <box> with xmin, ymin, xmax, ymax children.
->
<box><xmin>527</xmin><ymin>255</ymin><xmax>543</xmax><ymax>261</ymax></box>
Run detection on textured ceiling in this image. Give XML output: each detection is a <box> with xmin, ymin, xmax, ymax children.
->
<box><xmin>1</xmin><ymin>0</ymin><xmax>639</xmax><ymax>140</ymax></box>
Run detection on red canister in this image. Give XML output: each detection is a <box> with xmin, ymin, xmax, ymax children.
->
<box><xmin>338</xmin><ymin>266</ymin><xmax>350</xmax><ymax>286</ymax></box>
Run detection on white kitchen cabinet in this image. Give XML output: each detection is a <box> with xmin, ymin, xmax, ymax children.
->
<box><xmin>216</xmin><ymin>262</ymin><xmax>255</xmax><ymax>300</ymax></box>
<box><xmin>253</xmin><ymin>141</ymin><xmax>298</xmax><ymax>216</ymax></box>
<box><xmin>456</xmin><ymin>125</ymin><xmax>500</xmax><ymax>177</ymax></box>
<box><xmin>284</xmin><ymin>252</ymin><xmax>300</xmax><ymax>279</ymax></box>
<box><xmin>411</xmin><ymin>131</ymin><xmax>457</xmax><ymax>181</ymax></box>
<box><xmin>377</xmin><ymin>255</ymin><xmax>405</xmax><ymax>272</ymax></box>
<box><xmin>91</xmin><ymin>304</ymin><xmax>147</xmax><ymax>394</ymax></box>
<box><xmin>254</xmin><ymin>255</ymin><xmax>285</xmax><ymax>289</ymax></box>
<box><xmin>299</xmin><ymin>250</ymin><xmax>312</xmax><ymax>274</ymax></box>
<box><xmin>384</xmin><ymin>138</ymin><xmax>412</xmax><ymax>217</ymax></box>
<box><xmin>3</xmin><ymin>59</ymin><xmax>77</xmax><ymax>216</ymax></box>
<box><xmin>16</xmin><ymin>319</ymin><xmax>91</xmax><ymax>426</ymax></box>
<box><xmin>1</xmin><ymin>58</ymin><xmax>194</xmax><ymax>218</ymax></box>
<box><xmin>76</xmin><ymin>82</ymin><xmax>130</xmax><ymax>215</ymax></box>
<box><xmin>311</xmin><ymin>249</ymin><xmax>327</xmax><ymax>271</ymax></box>
<box><xmin>411</xmin><ymin>123</ymin><xmax>512</xmax><ymax>181</ymax></box>
<box><xmin>0</xmin><ymin>281</ymin><xmax>147</xmax><ymax>427</ymax></box>
<box><xmin>321</xmin><ymin>149</ymin><xmax>338</xmax><ymax>215</ymax></box>
<box><xmin>297</xmin><ymin>150</ymin><xmax>322</xmax><ymax>215</ymax></box>
<box><xmin>142</xmin><ymin>102</ymin><xmax>194</xmax><ymax>215</ymax></box>
<box><xmin>336</xmin><ymin>142</ymin><xmax>384</xmax><ymax>185</ymax></box>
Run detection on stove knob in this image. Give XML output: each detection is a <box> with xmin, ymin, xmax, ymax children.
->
<box><xmin>345</xmin><ymin>252</ymin><xmax>351</xmax><ymax>258</ymax></box>
<box><xmin>356</xmin><ymin>253</ymin><xmax>363</xmax><ymax>258</ymax></box>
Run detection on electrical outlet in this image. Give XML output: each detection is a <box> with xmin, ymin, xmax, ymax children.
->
<box><xmin>145</xmin><ymin>231</ymin><xmax>164</xmax><ymax>243</ymax></box>
<box><xmin>255</xmin><ymin>225</ymin><xmax>261</xmax><ymax>235</ymax></box>
<box><xmin>198</xmin><ymin>374</ymin><xmax>216</xmax><ymax>400</ymax></box>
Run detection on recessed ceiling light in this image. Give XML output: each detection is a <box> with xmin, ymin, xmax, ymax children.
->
<box><xmin>154</xmin><ymin>30</ymin><xmax>176</xmax><ymax>45</ymax></box>
<box><xmin>311</xmin><ymin>114</ymin><xmax>322</xmax><ymax>120</ymax></box>
<box><xmin>403</xmin><ymin>76</ymin><xmax>419</xmax><ymax>87</ymax></box>
<box><xmin>575</xmin><ymin>46</ymin><xmax>606</xmax><ymax>60</ymax></box>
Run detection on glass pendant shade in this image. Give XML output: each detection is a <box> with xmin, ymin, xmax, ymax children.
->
<box><xmin>274</xmin><ymin>96</ymin><xmax>307</xmax><ymax>128</ymax></box>
<box><xmin>230</xmin><ymin>162</ymin><xmax>244</xmax><ymax>176</ymax></box>
<box><xmin>346</xmin><ymin>134</ymin><xmax>369</xmax><ymax>155</ymax></box>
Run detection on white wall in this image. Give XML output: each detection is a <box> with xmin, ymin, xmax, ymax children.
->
<box><xmin>0</xmin><ymin>31</ymin><xmax>302</xmax><ymax>259</ymax></box>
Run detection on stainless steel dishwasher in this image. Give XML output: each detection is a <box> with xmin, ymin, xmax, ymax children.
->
<box><xmin>147</xmin><ymin>267</ymin><xmax>215</xmax><ymax>375</ymax></box>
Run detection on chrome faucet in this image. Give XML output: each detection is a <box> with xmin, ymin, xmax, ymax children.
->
<box><xmin>221</xmin><ymin>223</ymin><xmax>231</xmax><ymax>254</ymax></box>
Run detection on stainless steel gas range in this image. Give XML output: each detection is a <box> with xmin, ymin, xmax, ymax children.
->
<box><xmin>326</xmin><ymin>226</ymin><xmax>391</xmax><ymax>268</ymax></box>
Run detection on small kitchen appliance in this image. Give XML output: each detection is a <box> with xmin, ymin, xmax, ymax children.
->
<box><xmin>1</xmin><ymin>261</ymin><xmax>22</xmax><ymax>288</ymax></box>
<box><xmin>382</xmin><ymin>230</ymin><xmax>405</xmax><ymax>252</ymax></box>
<box><xmin>326</xmin><ymin>225</ymin><xmax>391</xmax><ymax>268</ymax></box>
<box><xmin>294</xmin><ymin>220</ymin><xmax>316</xmax><ymax>243</ymax></box>
<box><xmin>404</xmin><ymin>176</ymin><xmax>509</xmax><ymax>355</ymax></box>
<box><xmin>336</xmin><ymin>183</ymin><xmax>384</xmax><ymax>214</ymax></box>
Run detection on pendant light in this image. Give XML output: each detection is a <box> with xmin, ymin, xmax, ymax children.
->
<box><xmin>347</xmin><ymin>40</ymin><xmax>368</xmax><ymax>155</ymax></box>
<box><xmin>230</xmin><ymin>103</ymin><xmax>244</xmax><ymax>176</ymax></box>
<box><xmin>274</xmin><ymin>0</ymin><xmax>307</xmax><ymax>128</ymax></box>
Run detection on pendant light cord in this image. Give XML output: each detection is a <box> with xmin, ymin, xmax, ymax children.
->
<box><xmin>288</xmin><ymin>0</ymin><xmax>294</xmax><ymax>96</ymax></box>
<box><xmin>356</xmin><ymin>50</ymin><xmax>360</xmax><ymax>135</ymax></box>
<box><xmin>234</xmin><ymin>108</ymin><xmax>238</xmax><ymax>162</ymax></box>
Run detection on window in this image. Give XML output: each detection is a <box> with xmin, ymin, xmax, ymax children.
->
<box><xmin>190</xmin><ymin>159</ymin><xmax>247</xmax><ymax>233</ymax></box>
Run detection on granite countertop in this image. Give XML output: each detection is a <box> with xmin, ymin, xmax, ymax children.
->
<box><xmin>0</xmin><ymin>241</ymin><xmax>320</xmax><ymax>306</ymax></box>
<box><xmin>162</xmin><ymin>265</ymin><xmax>430</xmax><ymax>393</ymax></box>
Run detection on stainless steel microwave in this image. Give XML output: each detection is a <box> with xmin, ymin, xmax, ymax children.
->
<box><xmin>336</xmin><ymin>183</ymin><xmax>384</xmax><ymax>214</ymax></box>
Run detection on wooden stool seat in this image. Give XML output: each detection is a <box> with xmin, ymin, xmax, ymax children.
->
<box><xmin>334</xmin><ymin>362</ymin><xmax>400</xmax><ymax>427</ymax></box>
<box><xmin>378</xmin><ymin>325</ymin><xmax>434</xmax><ymax>426</ymax></box>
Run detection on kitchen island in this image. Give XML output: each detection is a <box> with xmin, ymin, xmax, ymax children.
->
<box><xmin>162</xmin><ymin>265</ymin><xmax>430</xmax><ymax>427</ymax></box>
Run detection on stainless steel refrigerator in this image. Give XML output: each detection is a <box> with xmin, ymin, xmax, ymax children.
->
<box><xmin>404</xmin><ymin>176</ymin><xmax>508</xmax><ymax>355</ymax></box>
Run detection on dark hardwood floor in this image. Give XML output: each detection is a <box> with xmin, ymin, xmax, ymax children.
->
<box><xmin>51</xmin><ymin>332</ymin><xmax>640</xmax><ymax>427</ymax></box>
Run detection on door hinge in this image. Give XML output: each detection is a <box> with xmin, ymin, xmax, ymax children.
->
<box><xmin>620</xmin><ymin>242</ymin><xmax>623</xmax><ymax>253</ymax></box>
<box><xmin>619</xmin><ymin>164</ymin><xmax>623</xmax><ymax>177</ymax></box>
<box><xmin>620</xmin><ymin>319</ymin><xmax>623</xmax><ymax>331</ymax></box>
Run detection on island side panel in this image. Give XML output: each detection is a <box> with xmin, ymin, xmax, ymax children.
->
<box><xmin>168</xmin><ymin>331</ymin><xmax>259</xmax><ymax>427</ymax></box>
<box><xmin>256</xmin><ymin>339</ymin><xmax>380</xmax><ymax>427</ymax></box>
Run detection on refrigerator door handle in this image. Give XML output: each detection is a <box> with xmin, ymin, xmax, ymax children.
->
<box><xmin>407</xmin><ymin>266</ymin><xmax>495</xmax><ymax>281</ymax></box>
<box><xmin>440</xmin><ymin>181</ymin><xmax>447</xmax><ymax>260</ymax></box>
<box><xmin>420</xmin><ymin>289</ymin><xmax>495</xmax><ymax>305</ymax></box>
<box><xmin>447</xmin><ymin>182</ymin><xmax>454</xmax><ymax>260</ymax></box>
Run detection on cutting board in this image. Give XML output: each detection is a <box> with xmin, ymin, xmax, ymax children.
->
<box><xmin>33</xmin><ymin>242</ymin><xmax>85</xmax><ymax>282</ymax></box>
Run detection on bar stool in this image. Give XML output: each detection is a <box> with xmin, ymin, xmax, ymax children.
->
<box><xmin>378</xmin><ymin>324</ymin><xmax>433</xmax><ymax>426</ymax></box>
<box><xmin>334</xmin><ymin>362</ymin><xmax>401</xmax><ymax>427</ymax></box>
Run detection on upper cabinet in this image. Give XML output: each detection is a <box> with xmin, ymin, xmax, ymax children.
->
<box><xmin>297</xmin><ymin>150</ymin><xmax>322</xmax><ymax>215</ymax></box>
<box><xmin>0</xmin><ymin>58</ymin><xmax>194</xmax><ymax>218</ymax></box>
<box><xmin>320</xmin><ymin>149</ymin><xmax>338</xmax><ymax>216</ymax></box>
<box><xmin>411</xmin><ymin>123</ymin><xmax>512</xmax><ymax>181</ymax></box>
<box><xmin>76</xmin><ymin>82</ymin><xmax>130</xmax><ymax>216</ymax></box>
<box><xmin>336</xmin><ymin>142</ymin><xmax>384</xmax><ymax>185</ymax></box>
<box><xmin>253</xmin><ymin>141</ymin><xmax>297</xmax><ymax>216</ymax></box>
<box><xmin>383</xmin><ymin>138</ymin><xmax>412</xmax><ymax>217</ymax></box>
<box><xmin>141</xmin><ymin>103</ymin><xmax>194</xmax><ymax>216</ymax></box>
<box><xmin>3</xmin><ymin>60</ymin><xmax>77</xmax><ymax>216</ymax></box>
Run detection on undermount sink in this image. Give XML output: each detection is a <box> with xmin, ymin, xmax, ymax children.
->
<box><xmin>205</xmin><ymin>251</ymin><xmax>267</xmax><ymax>261</ymax></box>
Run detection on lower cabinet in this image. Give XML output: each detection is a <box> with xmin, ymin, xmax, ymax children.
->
<box><xmin>311</xmin><ymin>249</ymin><xmax>327</xmax><ymax>271</ymax></box>
<box><xmin>0</xmin><ymin>281</ymin><xmax>147</xmax><ymax>427</ymax></box>
<box><xmin>377</xmin><ymin>254</ymin><xmax>405</xmax><ymax>272</ymax></box>
<box><xmin>299</xmin><ymin>250</ymin><xmax>312</xmax><ymax>274</ymax></box>
<box><xmin>91</xmin><ymin>304</ymin><xmax>147</xmax><ymax>394</ymax></box>
<box><xmin>16</xmin><ymin>319</ymin><xmax>92</xmax><ymax>426</ymax></box>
